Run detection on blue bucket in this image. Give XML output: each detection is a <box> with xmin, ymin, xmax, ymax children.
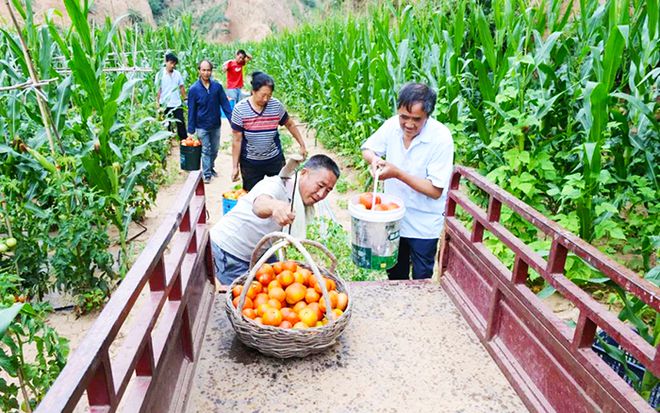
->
<box><xmin>222</xmin><ymin>197</ymin><xmax>238</xmax><ymax>215</ymax></box>
<box><xmin>221</xmin><ymin>100</ymin><xmax>236</xmax><ymax>119</ymax></box>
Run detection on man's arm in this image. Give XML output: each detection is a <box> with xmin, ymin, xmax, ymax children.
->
<box><xmin>231</xmin><ymin>130</ymin><xmax>242</xmax><ymax>181</ymax></box>
<box><xmin>284</xmin><ymin>117</ymin><xmax>307</xmax><ymax>158</ymax></box>
<box><xmin>156</xmin><ymin>89</ymin><xmax>161</xmax><ymax>106</ymax></box>
<box><xmin>253</xmin><ymin>194</ymin><xmax>296</xmax><ymax>226</ymax></box>
<box><xmin>362</xmin><ymin>149</ymin><xmax>443</xmax><ymax>199</ymax></box>
<box><xmin>179</xmin><ymin>84</ymin><xmax>186</xmax><ymax>101</ymax></box>
<box><xmin>187</xmin><ymin>88</ymin><xmax>196</xmax><ymax>135</ymax></box>
<box><xmin>222</xmin><ymin>60</ymin><xmax>231</xmax><ymax>72</ymax></box>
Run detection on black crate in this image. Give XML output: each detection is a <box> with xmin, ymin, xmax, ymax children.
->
<box><xmin>592</xmin><ymin>330</ymin><xmax>659</xmax><ymax>408</ymax></box>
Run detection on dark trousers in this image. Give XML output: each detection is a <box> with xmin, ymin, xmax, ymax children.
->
<box><xmin>387</xmin><ymin>237</ymin><xmax>439</xmax><ymax>280</ymax></box>
<box><xmin>164</xmin><ymin>106</ymin><xmax>187</xmax><ymax>140</ymax></box>
<box><xmin>240</xmin><ymin>155</ymin><xmax>285</xmax><ymax>191</ymax></box>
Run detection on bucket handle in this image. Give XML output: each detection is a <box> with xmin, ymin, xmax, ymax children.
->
<box><xmin>235</xmin><ymin>232</ymin><xmax>337</xmax><ymax>323</ymax></box>
<box><xmin>371</xmin><ymin>164</ymin><xmax>381</xmax><ymax>208</ymax></box>
<box><xmin>249</xmin><ymin>233</ymin><xmax>337</xmax><ymax>274</ymax></box>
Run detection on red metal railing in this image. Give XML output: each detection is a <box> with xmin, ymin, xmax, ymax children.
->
<box><xmin>36</xmin><ymin>171</ymin><xmax>215</xmax><ymax>413</ymax></box>
<box><xmin>440</xmin><ymin>165</ymin><xmax>659</xmax><ymax>412</ymax></box>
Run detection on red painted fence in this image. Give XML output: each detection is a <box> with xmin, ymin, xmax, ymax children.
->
<box><xmin>440</xmin><ymin>165</ymin><xmax>659</xmax><ymax>412</ymax></box>
<box><xmin>36</xmin><ymin>171</ymin><xmax>215</xmax><ymax>413</ymax></box>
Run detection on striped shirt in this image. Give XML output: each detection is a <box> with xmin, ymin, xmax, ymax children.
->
<box><xmin>230</xmin><ymin>98</ymin><xmax>289</xmax><ymax>162</ymax></box>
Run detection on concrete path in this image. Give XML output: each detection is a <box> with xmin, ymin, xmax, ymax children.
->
<box><xmin>188</xmin><ymin>280</ymin><xmax>526</xmax><ymax>412</ymax></box>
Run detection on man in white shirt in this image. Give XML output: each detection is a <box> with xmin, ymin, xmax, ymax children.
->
<box><xmin>210</xmin><ymin>154</ymin><xmax>340</xmax><ymax>285</ymax></box>
<box><xmin>361</xmin><ymin>82</ymin><xmax>454</xmax><ymax>280</ymax></box>
<box><xmin>155</xmin><ymin>53</ymin><xmax>187</xmax><ymax>140</ymax></box>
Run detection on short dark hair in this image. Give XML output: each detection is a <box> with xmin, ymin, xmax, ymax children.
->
<box><xmin>251</xmin><ymin>72</ymin><xmax>275</xmax><ymax>92</ymax></box>
<box><xmin>237</xmin><ymin>49</ymin><xmax>247</xmax><ymax>57</ymax></box>
<box><xmin>198</xmin><ymin>59</ymin><xmax>214</xmax><ymax>70</ymax></box>
<box><xmin>304</xmin><ymin>154</ymin><xmax>340</xmax><ymax>179</ymax></box>
<box><xmin>165</xmin><ymin>53</ymin><xmax>178</xmax><ymax>64</ymax></box>
<box><xmin>397</xmin><ymin>82</ymin><xmax>437</xmax><ymax>116</ymax></box>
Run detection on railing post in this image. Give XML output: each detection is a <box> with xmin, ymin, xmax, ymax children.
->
<box><xmin>87</xmin><ymin>353</ymin><xmax>116</xmax><ymax>408</ymax></box>
<box><xmin>572</xmin><ymin>312</ymin><xmax>598</xmax><ymax>351</ymax></box>
<box><xmin>180</xmin><ymin>207</ymin><xmax>191</xmax><ymax>233</ymax></box>
<box><xmin>181</xmin><ymin>306</ymin><xmax>194</xmax><ymax>361</ymax></box>
<box><xmin>136</xmin><ymin>339</ymin><xmax>155</xmax><ymax>377</ymax></box>
<box><xmin>149</xmin><ymin>257</ymin><xmax>166</xmax><ymax>292</ymax></box>
<box><xmin>547</xmin><ymin>238</ymin><xmax>568</xmax><ymax>274</ymax></box>
<box><xmin>511</xmin><ymin>256</ymin><xmax>529</xmax><ymax>284</ymax></box>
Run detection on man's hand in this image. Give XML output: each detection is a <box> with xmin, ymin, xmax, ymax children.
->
<box><xmin>371</xmin><ymin>158</ymin><xmax>399</xmax><ymax>180</ymax></box>
<box><xmin>299</xmin><ymin>145</ymin><xmax>308</xmax><ymax>159</ymax></box>
<box><xmin>271</xmin><ymin>203</ymin><xmax>296</xmax><ymax>226</ymax></box>
<box><xmin>231</xmin><ymin>167</ymin><xmax>240</xmax><ymax>182</ymax></box>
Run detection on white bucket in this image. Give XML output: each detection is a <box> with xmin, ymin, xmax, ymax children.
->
<box><xmin>348</xmin><ymin>193</ymin><xmax>406</xmax><ymax>270</ymax></box>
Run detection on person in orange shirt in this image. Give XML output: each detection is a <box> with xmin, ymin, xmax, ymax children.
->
<box><xmin>222</xmin><ymin>49</ymin><xmax>252</xmax><ymax>104</ymax></box>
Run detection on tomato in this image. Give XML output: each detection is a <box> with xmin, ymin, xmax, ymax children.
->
<box><xmin>262</xmin><ymin>308</ymin><xmax>283</xmax><ymax>326</ymax></box>
<box><xmin>336</xmin><ymin>292</ymin><xmax>349</xmax><ymax>311</ymax></box>
<box><xmin>305</xmin><ymin>287</ymin><xmax>320</xmax><ymax>304</ymax></box>
<box><xmin>268</xmin><ymin>287</ymin><xmax>286</xmax><ymax>303</ymax></box>
<box><xmin>285</xmin><ymin>283</ymin><xmax>306</xmax><ymax>305</ymax></box>
<box><xmin>279</xmin><ymin>320</ymin><xmax>293</xmax><ymax>329</ymax></box>
<box><xmin>358</xmin><ymin>192</ymin><xmax>381</xmax><ymax>210</ymax></box>
<box><xmin>282</xmin><ymin>260</ymin><xmax>298</xmax><ymax>273</ymax></box>
<box><xmin>232</xmin><ymin>285</ymin><xmax>243</xmax><ymax>298</ymax></box>
<box><xmin>298</xmin><ymin>307</ymin><xmax>318</xmax><ymax>327</ymax></box>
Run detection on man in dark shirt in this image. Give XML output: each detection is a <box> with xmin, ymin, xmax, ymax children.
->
<box><xmin>187</xmin><ymin>60</ymin><xmax>233</xmax><ymax>183</ymax></box>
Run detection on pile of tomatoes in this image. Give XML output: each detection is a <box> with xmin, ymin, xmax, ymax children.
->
<box><xmin>181</xmin><ymin>137</ymin><xmax>202</xmax><ymax>147</ymax></box>
<box><xmin>231</xmin><ymin>260</ymin><xmax>348</xmax><ymax>329</ymax></box>
<box><xmin>355</xmin><ymin>192</ymin><xmax>400</xmax><ymax>211</ymax></box>
<box><xmin>223</xmin><ymin>188</ymin><xmax>248</xmax><ymax>200</ymax></box>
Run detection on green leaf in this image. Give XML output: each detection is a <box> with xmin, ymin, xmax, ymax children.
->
<box><xmin>0</xmin><ymin>304</ymin><xmax>24</xmax><ymax>338</ymax></box>
<box><xmin>476</xmin><ymin>6</ymin><xmax>497</xmax><ymax>70</ymax></box>
<box><xmin>64</xmin><ymin>0</ymin><xmax>92</xmax><ymax>53</ymax></box>
<box><xmin>602</xmin><ymin>25</ymin><xmax>626</xmax><ymax>91</ymax></box>
<box><xmin>70</xmin><ymin>37</ymin><xmax>104</xmax><ymax>113</ymax></box>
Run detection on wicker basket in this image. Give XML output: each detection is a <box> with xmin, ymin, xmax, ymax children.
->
<box><xmin>225</xmin><ymin>232</ymin><xmax>352</xmax><ymax>358</ymax></box>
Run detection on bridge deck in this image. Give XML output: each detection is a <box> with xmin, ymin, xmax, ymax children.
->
<box><xmin>188</xmin><ymin>280</ymin><xmax>525</xmax><ymax>412</ymax></box>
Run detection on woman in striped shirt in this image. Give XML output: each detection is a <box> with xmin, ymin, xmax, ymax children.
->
<box><xmin>230</xmin><ymin>72</ymin><xmax>307</xmax><ymax>191</ymax></box>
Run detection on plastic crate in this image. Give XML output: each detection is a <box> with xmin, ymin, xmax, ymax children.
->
<box><xmin>222</xmin><ymin>197</ymin><xmax>238</xmax><ymax>215</ymax></box>
<box><xmin>592</xmin><ymin>330</ymin><xmax>660</xmax><ymax>408</ymax></box>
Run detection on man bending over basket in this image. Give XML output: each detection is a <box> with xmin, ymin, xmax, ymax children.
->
<box><xmin>210</xmin><ymin>154</ymin><xmax>340</xmax><ymax>286</ymax></box>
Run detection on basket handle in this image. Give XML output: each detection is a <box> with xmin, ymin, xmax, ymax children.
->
<box><xmin>236</xmin><ymin>232</ymin><xmax>336</xmax><ymax>323</ymax></box>
<box><xmin>249</xmin><ymin>233</ymin><xmax>338</xmax><ymax>273</ymax></box>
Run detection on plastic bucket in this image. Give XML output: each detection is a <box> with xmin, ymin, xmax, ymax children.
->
<box><xmin>221</xmin><ymin>99</ymin><xmax>236</xmax><ymax>119</ymax></box>
<box><xmin>180</xmin><ymin>145</ymin><xmax>201</xmax><ymax>171</ymax></box>
<box><xmin>348</xmin><ymin>194</ymin><xmax>406</xmax><ymax>270</ymax></box>
<box><xmin>222</xmin><ymin>197</ymin><xmax>238</xmax><ymax>215</ymax></box>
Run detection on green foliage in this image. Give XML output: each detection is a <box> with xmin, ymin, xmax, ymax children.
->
<box><xmin>247</xmin><ymin>0</ymin><xmax>659</xmax><ymax>277</ymax></box>
<box><xmin>0</xmin><ymin>0</ymin><xmax>178</xmax><ymax>303</ymax></box>
<box><xmin>0</xmin><ymin>275</ymin><xmax>69</xmax><ymax>412</ymax></box>
<box><xmin>301</xmin><ymin>217</ymin><xmax>386</xmax><ymax>282</ymax></box>
<box><xmin>148</xmin><ymin>0</ymin><xmax>167</xmax><ymax>18</ymax></box>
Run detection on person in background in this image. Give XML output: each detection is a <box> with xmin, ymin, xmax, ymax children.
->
<box><xmin>230</xmin><ymin>72</ymin><xmax>307</xmax><ymax>191</ymax></box>
<box><xmin>187</xmin><ymin>59</ymin><xmax>233</xmax><ymax>183</ymax></box>
<box><xmin>222</xmin><ymin>49</ymin><xmax>252</xmax><ymax>104</ymax></box>
<box><xmin>210</xmin><ymin>154</ymin><xmax>340</xmax><ymax>285</ymax></box>
<box><xmin>361</xmin><ymin>82</ymin><xmax>454</xmax><ymax>280</ymax></box>
<box><xmin>155</xmin><ymin>52</ymin><xmax>187</xmax><ymax>140</ymax></box>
